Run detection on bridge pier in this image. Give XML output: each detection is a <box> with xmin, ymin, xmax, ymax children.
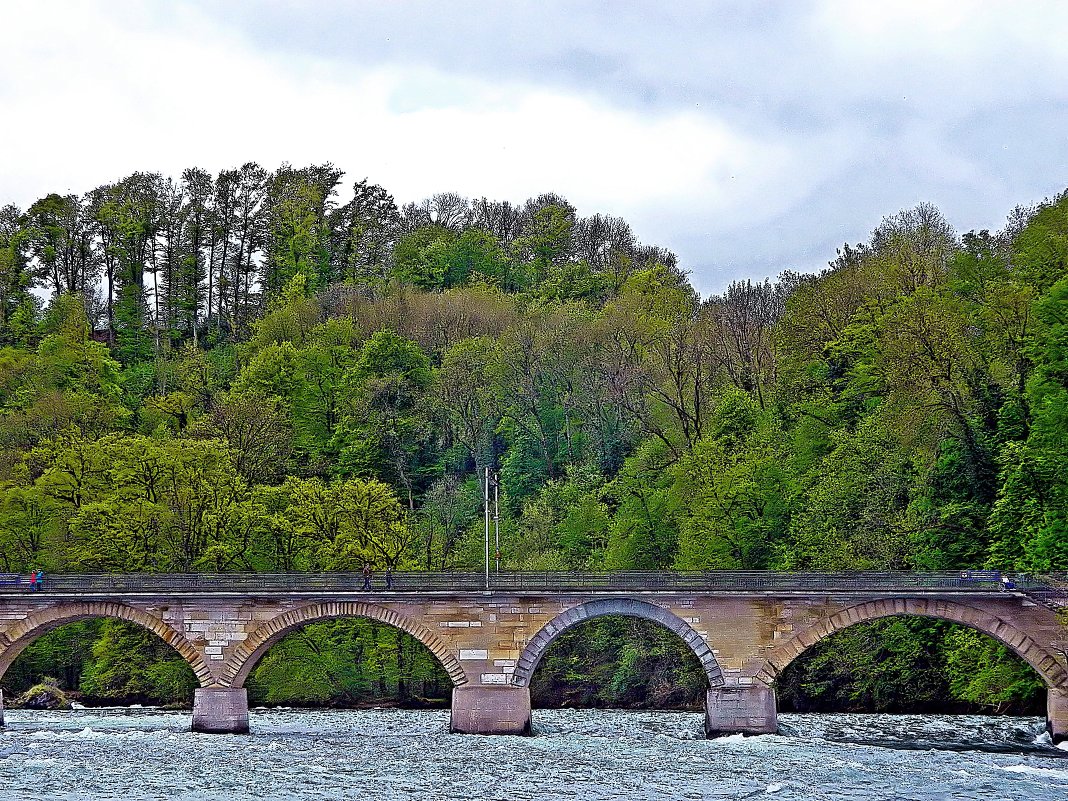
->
<box><xmin>704</xmin><ymin>684</ymin><xmax>777</xmax><ymax>738</ymax></box>
<box><xmin>192</xmin><ymin>688</ymin><xmax>249</xmax><ymax>734</ymax></box>
<box><xmin>1049</xmin><ymin>687</ymin><xmax>1068</xmax><ymax>744</ymax></box>
<box><xmin>450</xmin><ymin>685</ymin><xmax>531</xmax><ymax>735</ymax></box>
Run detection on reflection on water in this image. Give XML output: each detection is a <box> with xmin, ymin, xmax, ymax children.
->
<box><xmin>0</xmin><ymin>708</ymin><xmax>1064</xmax><ymax>801</ymax></box>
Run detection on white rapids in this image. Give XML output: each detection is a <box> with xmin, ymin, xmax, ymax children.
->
<box><xmin>0</xmin><ymin>708</ymin><xmax>1064</xmax><ymax>801</ymax></box>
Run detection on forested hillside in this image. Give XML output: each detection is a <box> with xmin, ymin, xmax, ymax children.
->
<box><xmin>0</xmin><ymin>165</ymin><xmax>1065</xmax><ymax>712</ymax></box>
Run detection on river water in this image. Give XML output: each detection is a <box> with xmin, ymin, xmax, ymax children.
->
<box><xmin>0</xmin><ymin>708</ymin><xmax>1064</xmax><ymax>800</ymax></box>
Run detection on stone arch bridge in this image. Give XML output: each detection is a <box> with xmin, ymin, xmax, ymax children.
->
<box><xmin>0</xmin><ymin>572</ymin><xmax>1063</xmax><ymax>741</ymax></box>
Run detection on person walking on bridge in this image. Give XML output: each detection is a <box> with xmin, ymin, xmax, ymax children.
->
<box><xmin>362</xmin><ymin>562</ymin><xmax>372</xmax><ymax>591</ymax></box>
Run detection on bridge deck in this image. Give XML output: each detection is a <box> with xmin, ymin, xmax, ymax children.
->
<box><xmin>0</xmin><ymin>571</ymin><xmax>1062</xmax><ymax>600</ymax></box>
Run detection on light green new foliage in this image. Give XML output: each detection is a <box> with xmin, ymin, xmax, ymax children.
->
<box><xmin>785</xmin><ymin>414</ymin><xmax>914</xmax><ymax>570</ymax></box>
<box><xmin>675</xmin><ymin>391</ymin><xmax>790</xmax><ymax>570</ymax></box>
<box><xmin>61</xmin><ymin>435</ymin><xmax>248</xmax><ymax>571</ymax></box>
<box><xmin>944</xmin><ymin>627</ymin><xmax>1044</xmax><ymax>710</ymax></box>
<box><xmin>271</xmin><ymin>476</ymin><xmax>417</xmax><ymax>570</ymax></box>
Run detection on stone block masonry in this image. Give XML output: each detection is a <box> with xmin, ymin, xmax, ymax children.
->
<box><xmin>450</xmin><ymin>685</ymin><xmax>531</xmax><ymax>735</ymax></box>
<box><xmin>1049</xmin><ymin>687</ymin><xmax>1068</xmax><ymax>744</ymax></box>
<box><xmin>704</xmin><ymin>685</ymin><xmax>777</xmax><ymax>737</ymax></box>
<box><xmin>192</xmin><ymin>687</ymin><xmax>249</xmax><ymax>734</ymax></box>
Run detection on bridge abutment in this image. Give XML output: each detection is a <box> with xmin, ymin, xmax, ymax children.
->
<box><xmin>1049</xmin><ymin>687</ymin><xmax>1068</xmax><ymax>744</ymax></box>
<box><xmin>704</xmin><ymin>684</ymin><xmax>777</xmax><ymax>738</ymax></box>
<box><xmin>450</xmin><ymin>685</ymin><xmax>531</xmax><ymax>735</ymax></box>
<box><xmin>192</xmin><ymin>688</ymin><xmax>249</xmax><ymax>734</ymax></box>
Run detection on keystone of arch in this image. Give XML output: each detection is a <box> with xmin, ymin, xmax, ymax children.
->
<box><xmin>0</xmin><ymin>601</ymin><xmax>215</xmax><ymax>687</ymax></box>
<box><xmin>510</xmin><ymin>597</ymin><xmax>725</xmax><ymax>689</ymax></box>
<box><xmin>220</xmin><ymin>601</ymin><xmax>469</xmax><ymax>689</ymax></box>
<box><xmin>756</xmin><ymin>597</ymin><xmax>1068</xmax><ymax>688</ymax></box>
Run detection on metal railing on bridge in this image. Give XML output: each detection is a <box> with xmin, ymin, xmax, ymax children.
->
<box><xmin>3</xmin><ymin>570</ymin><xmax>1064</xmax><ymax>597</ymax></box>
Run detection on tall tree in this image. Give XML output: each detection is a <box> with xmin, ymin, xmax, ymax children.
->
<box><xmin>175</xmin><ymin>168</ymin><xmax>214</xmax><ymax>345</ymax></box>
<box><xmin>261</xmin><ymin>163</ymin><xmax>341</xmax><ymax>296</ymax></box>
<box><xmin>230</xmin><ymin>162</ymin><xmax>268</xmax><ymax>336</ymax></box>
<box><xmin>0</xmin><ymin>205</ymin><xmax>34</xmax><ymax>343</ymax></box>
<box><xmin>24</xmin><ymin>193</ymin><xmax>97</xmax><ymax>298</ymax></box>
<box><xmin>89</xmin><ymin>173</ymin><xmax>164</xmax><ymax>360</ymax></box>
<box><xmin>328</xmin><ymin>179</ymin><xmax>399</xmax><ymax>284</ymax></box>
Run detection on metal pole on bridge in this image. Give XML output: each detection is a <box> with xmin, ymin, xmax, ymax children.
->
<box><xmin>494</xmin><ymin>472</ymin><xmax>500</xmax><ymax>574</ymax></box>
<box><xmin>484</xmin><ymin>467</ymin><xmax>491</xmax><ymax>591</ymax></box>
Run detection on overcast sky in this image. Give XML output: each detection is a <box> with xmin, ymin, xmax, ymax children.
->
<box><xmin>1</xmin><ymin>1</ymin><xmax>1066</xmax><ymax>294</ymax></box>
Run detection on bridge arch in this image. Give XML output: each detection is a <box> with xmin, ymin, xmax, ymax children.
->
<box><xmin>220</xmin><ymin>601</ymin><xmax>468</xmax><ymax>689</ymax></box>
<box><xmin>757</xmin><ymin>597</ymin><xmax>1068</xmax><ymax>689</ymax></box>
<box><xmin>0</xmin><ymin>601</ymin><xmax>214</xmax><ymax>687</ymax></box>
<box><xmin>510</xmin><ymin>598</ymin><xmax>724</xmax><ymax>688</ymax></box>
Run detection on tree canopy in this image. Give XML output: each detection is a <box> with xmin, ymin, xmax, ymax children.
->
<box><xmin>1</xmin><ymin>167</ymin><xmax>1066</xmax><ymax>713</ymax></box>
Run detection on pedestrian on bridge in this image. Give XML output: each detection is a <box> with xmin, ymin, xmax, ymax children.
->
<box><xmin>385</xmin><ymin>567</ymin><xmax>394</xmax><ymax>590</ymax></box>
<box><xmin>362</xmin><ymin>562</ymin><xmax>372</xmax><ymax>591</ymax></box>
<box><xmin>34</xmin><ymin>569</ymin><xmax>43</xmax><ymax>591</ymax></box>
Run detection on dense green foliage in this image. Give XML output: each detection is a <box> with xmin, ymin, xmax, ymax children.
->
<box><xmin>530</xmin><ymin>616</ymin><xmax>706</xmax><ymax>709</ymax></box>
<box><xmin>1</xmin><ymin>166</ymin><xmax>1066</xmax><ymax>711</ymax></box>
<box><xmin>4</xmin><ymin>620</ymin><xmax>198</xmax><ymax>704</ymax></box>
<box><xmin>778</xmin><ymin>618</ymin><xmax>1044</xmax><ymax>714</ymax></box>
<box><xmin>246</xmin><ymin>620</ymin><xmax>451</xmax><ymax>707</ymax></box>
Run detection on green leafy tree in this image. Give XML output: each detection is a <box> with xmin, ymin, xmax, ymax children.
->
<box><xmin>0</xmin><ymin>205</ymin><xmax>35</xmax><ymax>344</ymax></box>
<box><xmin>273</xmin><ymin>475</ymin><xmax>417</xmax><ymax>569</ymax></box>
<box><xmin>675</xmin><ymin>391</ymin><xmax>790</xmax><ymax>569</ymax></box>
<box><xmin>79</xmin><ymin>620</ymin><xmax>198</xmax><ymax>703</ymax></box>
<box><xmin>332</xmin><ymin>331</ymin><xmax>436</xmax><ymax>507</ymax></box>
<box><xmin>328</xmin><ymin>179</ymin><xmax>400</xmax><ymax>284</ymax></box>
<box><xmin>785</xmin><ymin>415</ymin><xmax>914</xmax><ymax>570</ymax></box>
<box><xmin>392</xmin><ymin>224</ymin><xmax>456</xmax><ymax>289</ymax></box>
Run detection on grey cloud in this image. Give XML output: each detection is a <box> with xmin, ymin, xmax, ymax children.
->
<box><xmin>193</xmin><ymin>2</ymin><xmax>1068</xmax><ymax>122</ymax></box>
<box><xmin>192</xmin><ymin>1</ymin><xmax>817</xmax><ymax>117</ymax></box>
